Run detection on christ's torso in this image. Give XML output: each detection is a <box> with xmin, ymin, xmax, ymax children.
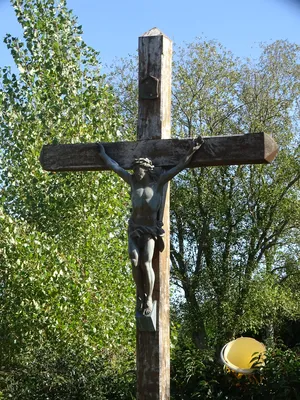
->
<box><xmin>130</xmin><ymin>180</ymin><xmax>162</xmax><ymax>226</ymax></box>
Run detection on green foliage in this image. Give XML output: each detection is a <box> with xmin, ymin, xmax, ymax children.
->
<box><xmin>254</xmin><ymin>346</ymin><xmax>300</xmax><ymax>399</ymax></box>
<box><xmin>1</xmin><ymin>0</ymin><xmax>135</xmax><ymax>397</ymax></box>
<box><xmin>169</xmin><ymin>39</ymin><xmax>300</xmax><ymax>347</ymax></box>
<box><xmin>171</xmin><ymin>342</ymin><xmax>300</xmax><ymax>399</ymax></box>
<box><xmin>0</xmin><ymin>345</ymin><xmax>135</xmax><ymax>399</ymax></box>
<box><xmin>171</xmin><ymin>343</ymin><xmax>220</xmax><ymax>399</ymax></box>
<box><xmin>1</xmin><ymin>1</ymin><xmax>300</xmax><ymax>397</ymax></box>
<box><xmin>107</xmin><ymin>55</ymin><xmax>138</xmax><ymax>141</ymax></box>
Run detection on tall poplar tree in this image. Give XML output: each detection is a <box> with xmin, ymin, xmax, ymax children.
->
<box><xmin>1</xmin><ymin>2</ymin><xmax>135</xmax><ymax>396</ymax></box>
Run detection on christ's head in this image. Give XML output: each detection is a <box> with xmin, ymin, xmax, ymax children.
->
<box><xmin>132</xmin><ymin>158</ymin><xmax>154</xmax><ymax>181</ymax></box>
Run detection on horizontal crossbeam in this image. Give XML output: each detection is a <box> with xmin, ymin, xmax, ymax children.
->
<box><xmin>40</xmin><ymin>132</ymin><xmax>278</xmax><ymax>172</ymax></box>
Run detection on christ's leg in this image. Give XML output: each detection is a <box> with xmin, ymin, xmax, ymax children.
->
<box><xmin>140</xmin><ymin>237</ymin><xmax>155</xmax><ymax>316</ymax></box>
<box><xmin>128</xmin><ymin>237</ymin><xmax>144</xmax><ymax>312</ymax></box>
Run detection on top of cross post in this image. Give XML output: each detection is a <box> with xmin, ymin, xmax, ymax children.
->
<box><xmin>141</xmin><ymin>27</ymin><xmax>170</xmax><ymax>39</ymax></box>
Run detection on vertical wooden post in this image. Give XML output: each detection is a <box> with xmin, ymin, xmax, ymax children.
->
<box><xmin>136</xmin><ymin>28</ymin><xmax>172</xmax><ymax>400</ymax></box>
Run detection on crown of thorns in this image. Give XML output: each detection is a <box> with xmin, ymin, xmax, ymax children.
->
<box><xmin>132</xmin><ymin>158</ymin><xmax>154</xmax><ymax>170</ymax></box>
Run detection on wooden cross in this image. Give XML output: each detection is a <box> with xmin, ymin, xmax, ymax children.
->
<box><xmin>40</xmin><ymin>28</ymin><xmax>278</xmax><ymax>400</ymax></box>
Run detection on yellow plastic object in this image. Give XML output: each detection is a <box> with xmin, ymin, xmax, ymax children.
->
<box><xmin>220</xmin><ymin>337</ymin><xmax>266</xmax><ymax>375</ymax></box>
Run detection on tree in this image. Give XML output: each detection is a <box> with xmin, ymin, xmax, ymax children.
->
<box><xmin>0</xmin><ymin>1</ymin><xmax>135</xmax><ymax>396</ymax></box>
<box><xmin>171</xmin><ymin>39</ymin><xmax>300</xmax><ymax>348</ymax></box>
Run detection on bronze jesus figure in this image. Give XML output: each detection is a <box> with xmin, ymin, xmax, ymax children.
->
<box><xmin>97</xmin><ymin>137</ymin><xmax>203</xmax><ymax>315</ymax></box>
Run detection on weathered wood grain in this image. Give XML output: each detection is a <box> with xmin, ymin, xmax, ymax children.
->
<box><xmin>138</xmin><ymin>28</ymin><xmax>172</xmax><ymax>140</ymax></box>
<box><xmin>136</xmin><ymin>27</ymin><xmax>171</xmax><ymax>400</ymax></box>
<box><xmin>40</xmin><ymin>132</ymin><xmax>278</xmax><ymax>172</ymax></box>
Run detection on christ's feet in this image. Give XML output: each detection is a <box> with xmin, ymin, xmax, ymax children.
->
<box><xmin>143</xmin><ymin>297</ymin><xmax>153</xmax><ymax>316</ymax></box>
<box><xmin>136</xmin><ymin>296</ymin><xmax>144</xmax><ymax>313</ymax></box>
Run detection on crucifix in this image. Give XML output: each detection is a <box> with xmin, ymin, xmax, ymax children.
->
<box><xmin>40</xmin><ymin>28</ymin><xmax>278</xmax><ymax>400</ymax></box>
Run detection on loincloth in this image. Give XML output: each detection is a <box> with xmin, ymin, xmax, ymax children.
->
<box><xmin>128</xmin><ymin>219</ymin><xmax>165</xmax><ymax>252</ymax></box>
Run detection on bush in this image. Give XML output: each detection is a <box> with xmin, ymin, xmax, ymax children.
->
<box><xmin>0</xmin><ymin>345</ymin><xmax>135</xmax><ymax>400</ymax></box>
<box><xmin>171</xmin><ymin>343</ymin><xmax>300</xmax><ymax>399</ymax></box>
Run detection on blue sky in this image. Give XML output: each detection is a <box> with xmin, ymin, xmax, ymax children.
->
<box><xmin>0</xmin><ymin>0</ymin><xmax>299</xmax><ymax>71</ymax></box>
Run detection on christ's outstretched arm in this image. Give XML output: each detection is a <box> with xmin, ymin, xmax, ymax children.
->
<box><xmin>158</xmin><ymin>136</ymin><xmax>204</xmax><ymax>186</ymax></box>
<box><xmin>97</xmin><ymin>143</ymin><xmax>132</xmax><ymax>185</ymax></box>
